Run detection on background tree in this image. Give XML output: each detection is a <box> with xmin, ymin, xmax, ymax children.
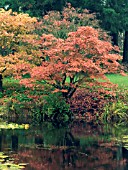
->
<box><xmin>81</xmin><ymin>0</ymin><xmax>128</xmax><ymax>63</ymax></box>
<box><xmin>0</xmin><ymin>9</ymin><xmax>42</xmax><ymax>78</ymax></box>
<box><xmin>0</xmin><ymin>0</ymin><xmax>67</xmax><ymax>17</ymax></box>
<box><xmin>37</xmin><ymin>3</ymin><xmax>99</xmax><ymax>39</ymax></box>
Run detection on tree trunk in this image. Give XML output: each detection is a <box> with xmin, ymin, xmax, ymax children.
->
<box><xmin>111</xmin><ymin>33</ymin><xmax>118</xmax><ymax>46</ymax></box>
<box><xmin>123</xmin><ymin>31</ymin><xmax>128</xmax><ymax>63</ymax></box>
<box><xmin>62</xmin><ymin>87</ymin><xmax>77</xmax><ymax>99</ymax></box>
<box><xmin>0</xmin><ymin>74</ymin><xmax>3</xmax><ymax>92</ymax></box>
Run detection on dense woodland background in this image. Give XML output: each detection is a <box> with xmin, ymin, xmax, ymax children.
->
<box><xmin>0</xmin><ymin>0</ymin><xmax>128</xmax><ymax>63</ymax></box>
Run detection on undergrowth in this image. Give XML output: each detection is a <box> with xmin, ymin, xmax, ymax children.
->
<box><xmin>0</xmin><ymin>74</ymin><xmax>127</xmax><ymax>124</ymax></box>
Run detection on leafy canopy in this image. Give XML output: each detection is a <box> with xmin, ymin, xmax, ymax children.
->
<box><xmin>0</xmin><ymin>5</ymin><xmax>123</xmax><ymax>99</ymax></box>
<box><xmin>0</xmin><ymin>9</ymin><xmax>42</xmax><ymax>76</ymax></box>
<box><xmin>17</xmin><ymin>26</ymin><xmax>122</xmax><ymax>98</ymax></box>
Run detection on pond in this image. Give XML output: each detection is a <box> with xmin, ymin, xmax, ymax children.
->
<box><xmin>0</xmin><ymin>120</ymin><xmax>128</xmax><ymax>170</ymax></box>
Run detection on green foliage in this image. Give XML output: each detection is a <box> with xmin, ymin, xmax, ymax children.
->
<box><xmin>0</xmin><ymin>92</ymin><xmax>3</xmax><ymax>98</ymax></box>
<box><xmin>6</xmin><ymin>95</ymin><xmax>33</xmax><ymax>117</ymax></box>
<box><xmin>102</xmin><ymin>100</ymin><xmax>128</xmax><ymax>123</ymax></box>
<box><xmin>14</xmin><ymin>93</ymin><xmax>32</xmax><ymax>102</ymax></box>
<box><xmin>83</xmin><ymin>0</ymin><xmax>125</xmax><ymax>33</ymax></box>
<box><xmin>3</xmin><ymin>81</ymin><xmax>72</xmax><ymax>124</ymax></box>
<box><xmin>42</xmin><ymin>93</ymin><xmax>72</xmax><ymax>124</ymax></box>
<box><xmin>0</xmin><ymin>0</ymin><xmax>66</xmax><ymax>17</ymax></box>
<box><xmin>85</xmin><ymin>0</ymin><xmax>128</xmax><ymax>63</ymax></box>
<box><xmin>42</xmin><ymin>122</ymin><xmax>67</xmax><ymax>145</ymax></box>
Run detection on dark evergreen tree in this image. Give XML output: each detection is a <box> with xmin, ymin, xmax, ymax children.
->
<box><xmin>82</xmin><ymin>0</ymin><xmax>128</xmax><ymax>63</ymax></box>
<box><xmin>0</xmin><ymin>0</ymin><xmax>66</xmax><ymax>17</ymax></box>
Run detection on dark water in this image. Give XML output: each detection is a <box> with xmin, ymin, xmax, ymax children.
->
<box><xmin>0</xmin><ymin>121</ymin><xmax>128</xmax><ymax>170</ymax></box>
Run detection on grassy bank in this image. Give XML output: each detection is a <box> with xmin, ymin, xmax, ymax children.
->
<box><xmin>106</xmin><ymin>74</ymin><xmax>128</xmax><ymax>89</ymax></box>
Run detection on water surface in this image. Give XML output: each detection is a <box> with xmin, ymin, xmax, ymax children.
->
<box><xmin>0</xmin><ymin>121</ymin><xmax>128</xmax><ymax>170</ymax></box>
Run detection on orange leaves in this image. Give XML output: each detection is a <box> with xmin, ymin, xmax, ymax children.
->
<box><xmin>20</xmin><ymin>24</ymin><xmax>123</xmax><ymax>98</ymax></box>
<box><xmin>20</xmin><ymin>79</ymin><xmax>35</xmax><ymax>88</ymax></box>
<box><xmin>0</xmin><ymin>9</ymin><xmax>37</xmax><ymax>35</ymax></box>
<box><xmin>0</xmin><ymin>9</ymin><xmax>40</xmax><ymax>76</ymax></box>
<box><xmin>53</xmin><ymin>89</ymin><xmax>68</xmax><ymax>93</ymax></box>
<box><xmin>0</xmin><ymin>4</ymin><xmax>121</xmax><ymax>99</ymax></box>
<box><xmin>38</xmin><ymin>3</ymin><xmax>99</xmax><ymax>40</ymax></box>
<box><xmin>39</xmin><ymin>26</ymin><xmax>121</xmax><ymax>77</ymax></box>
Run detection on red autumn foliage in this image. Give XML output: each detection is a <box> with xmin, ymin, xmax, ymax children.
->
<box><xmin>16</xmin><ymin>26</ymin><xmax>122</xmax><ymax>99</ymax></box>
<box><xmin>68</xmin><ymin>87</ymin><xmax>117</xmax><ymax>121</ymax></box>
<box><xmin>37</xmin><ymin>3</ymin><xmax>100</xmax><ymax>39</ymax></box>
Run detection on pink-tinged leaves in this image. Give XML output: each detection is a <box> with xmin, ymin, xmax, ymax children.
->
<box><xmin>17</xmin><ymin>25</ymin><xmax>123</xmax><ymax>98</ymax></box>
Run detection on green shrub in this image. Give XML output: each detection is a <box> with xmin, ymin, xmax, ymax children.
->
<box><xmin>101</xmin><ymin>100</ymin><xmax>128</xmax><ymax>123</ymax></box>
<box><xmin>6</xmin><ymin>92</ymin><xmax>72</xmax><ymax>125</ymax></box>
<box><xmin>0</xmin><ymin>92</ymin><xmax>3</xmax><ymax>98</ymax></box>
<box><xmin>41</xmin><ymin>92</ymin><xmax>72</xmax><ymax>124</ymax></box>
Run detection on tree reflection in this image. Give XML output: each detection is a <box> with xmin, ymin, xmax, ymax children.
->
<box><xmin>12</xmin><ymin>135</ymin><xmax>18</xmax><ymax>151</ymax></box>
<box><xmin>0</xmin><ymin>136</ymin><xmax>2</xmax><ymax>151</ymax></box>
<box><xmin>41</xmin><ymin>123</ymin><xmax>80</xmax><ymax>147</ymax></box>
<box><xmin>0</xmin><ymin>122</ymin><xmax>128</xmax><ymax>169</ymax></box>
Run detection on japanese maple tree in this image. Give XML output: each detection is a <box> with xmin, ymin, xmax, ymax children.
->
<box><xmin>36</xmin><ymin>3</ymin><xmax>100</xmax><ymax>39</ymax></box>
<box><xmin>18</xmin><ymin>26</ymin><xmax>122</xmax><ymax>99</ymax></box>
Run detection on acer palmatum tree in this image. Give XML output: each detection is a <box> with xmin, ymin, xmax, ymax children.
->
<box><xmin>38</xmin><ymin>3</ymin><xmax>99</xmax><ymax>39</ymax></box>
<box><xmin>17</xmin><ymin>26</ymin><xmax>123</xmax><ymax>99</ymax></box>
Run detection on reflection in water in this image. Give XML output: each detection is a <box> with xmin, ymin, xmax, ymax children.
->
<box><xmin>35</xmin><ymin>136</ymin><xmax>44</xmax><ymax>145</ymax></box>
<box><xmin>12</xmin><ymin>135</ymin><xmax>18</xmax><ymax>151</ymax></box>
<box><xmin>0</xmin><ymin>122</ymin><xmax>128</xmax><ymax>169</ymax></box>
<box><xmin>0</xmin><ymin>136</ymin><xmax>2</xmax><ymax>151</ymax></box>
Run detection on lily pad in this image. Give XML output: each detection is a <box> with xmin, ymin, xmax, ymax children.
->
<box><xmin>0</xmin><ymin>122</ymin><xmax>29</xmax><ymax>130</ymax></box>
<box><xmin>122</xmin><ymin>136</ymin><xmax>128</xmax><ymax>139</ymax></box>
<box><xmin>0</xmin><ymin>152</ymin><xmax>27</xmax><ymax>170</ymax></box>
